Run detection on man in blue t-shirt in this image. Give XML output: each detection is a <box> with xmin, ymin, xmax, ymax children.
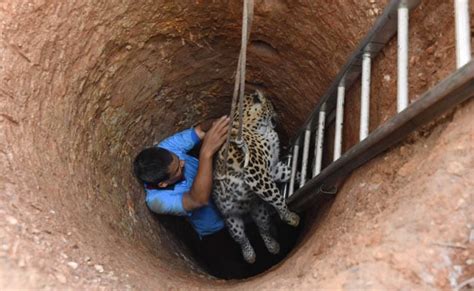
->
<box><xmin>133</xmin><ymin>116</ymin><xmax>249</xmax><ymax>278</ymax></box>
<box><xmin>134</xmin><ymin>116</ymin><xmax>229</xmax><ymax>236</ymax></box>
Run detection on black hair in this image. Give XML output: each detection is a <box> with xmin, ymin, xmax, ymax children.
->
<box><xmin>133</xmin><ymin>147</ymin><xmax>173</xmax><ymax>184</ymax></box>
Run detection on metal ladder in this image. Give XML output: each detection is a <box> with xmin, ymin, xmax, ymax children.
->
<box><xmin>284</xmin><ymin>0</ymin><xmax>473</xmax><ymax>212</ymax></box>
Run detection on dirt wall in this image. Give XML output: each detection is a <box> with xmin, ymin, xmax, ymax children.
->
<box><xmin>0</xmin><ymin>0</ymin><xmax>472</xmax><ymax>289</ymax></box>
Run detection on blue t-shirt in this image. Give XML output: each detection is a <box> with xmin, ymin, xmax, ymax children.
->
<box><xmin>145</xmin><ymin>128</ymin><xmax>224</xmax><ymax>237</ymax></box>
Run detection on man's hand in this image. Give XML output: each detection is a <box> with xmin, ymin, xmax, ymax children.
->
<box><xmin>197</xmin><ymin>118</ymin><xmax>217</xmax><ymax>132</ymax></box>
<box><xmin>200</xmin><ymin>116</ymin><xmax>230</xmax><ymax>159</ymax></box>
<box><xmin>182</xmin><ymin>115</ymin><xmax>230</xmax><ymax>211</ymax></box>
<box><xmin>194</xmin><ymin>117</ymin><xmax>219</xmax><ymax>139</ymax></box>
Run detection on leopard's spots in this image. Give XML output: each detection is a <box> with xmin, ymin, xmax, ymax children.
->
<box><xmin>212</xmin><ymin>90</ymin><xmax>299</xmax><ymax>263</ymax></box>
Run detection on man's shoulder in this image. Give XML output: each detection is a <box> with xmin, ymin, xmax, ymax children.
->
<box><xmin>156</xmin><ymin>128</ymin><xmax>200</xmax><ymax>154</ymax></box>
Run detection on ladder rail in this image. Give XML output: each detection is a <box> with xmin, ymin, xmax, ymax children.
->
<box><xmin>288</xmin><ymin>61</ymin><xmax>474</xmax><ymax>211</ymax></box>
<box><xmin>284</xmin><ymin>0</ymin><xmax>421</xmax><ymax>196</ymax></box>
<box><xmin>290</xmin><ymin>0</ymin><xmax>421</xmax><ymax>145</ymax></box>
<box><xmin>284</xmin><ymin>0</ymin><xmax>471</xmax><ymax>205</ymax></box>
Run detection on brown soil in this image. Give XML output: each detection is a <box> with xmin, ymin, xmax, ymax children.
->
<box><xmin>0</xmin><ymin>0</ymin><xmax>473</xmax><ymax>289</ymax></box>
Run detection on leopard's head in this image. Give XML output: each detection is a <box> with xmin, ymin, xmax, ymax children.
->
<box><xmin>242</xmin><ymin>90</ymin><xmax>277</xmax><ymax>129</ymax></box>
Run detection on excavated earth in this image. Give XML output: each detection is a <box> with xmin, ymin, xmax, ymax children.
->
<box><xmin>0</xmin><ymin>0</ymin><xmax>473</xmax><ymax>289</ymax></box>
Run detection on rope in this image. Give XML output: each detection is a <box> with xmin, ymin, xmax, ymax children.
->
<box><xmin>237</xmin><ymin>0</ymin><xmax>254</xmax><ymax>142</ymax></box>
<box><xmin>222</xmin><ymin>0</ymin><xmax>254</xmax><ymax>174</ymax></box>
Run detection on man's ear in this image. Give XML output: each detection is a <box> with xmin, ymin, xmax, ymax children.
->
<box><xmin>158</xmin><ymin>182</ymin><xmax>168</xmax><ymax>188</ymax></box>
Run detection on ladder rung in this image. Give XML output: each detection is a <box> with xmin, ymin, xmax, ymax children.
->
<box><xmin>288</xmin><ymin>143</ymin><xmax>300</xmax><ymax>197</ymax></box>
<box><xmin>455</xmin><ymin>0</ymin><xmax>472</xmax><ymax>68</ymax></box>
<box><xmin>312</xmin><ymin>104</ymin><xmax>326</xmax><ymax>177</ymax></box>
<box><xmin>299</xmin><ymin>128</ymin><xmax>311</xmax><ymax>187</ymax></box>
<box><xmin>333</xmin><ymin>85</ymin><xmax>345</xmax><ymax>161</ymax></box>
<box><xmin>360</xmin><ymin>52</ymin><xmax>371</xmax><ymax>141</ymax></box>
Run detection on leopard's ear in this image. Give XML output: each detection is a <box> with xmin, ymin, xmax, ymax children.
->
<box><xmin>256</xmin><ymin>89</ymin><xmax>264</xmax><ymax>97</ymax></box>
<box><xmin>251</xmin><ymin>91</ymin><xmax>261</xmax><ymax>104</ymax></box>
<box><xmin>269</xmin><ymin>116</ymin><xmax>277</xmax><ymax>128</ymax></box>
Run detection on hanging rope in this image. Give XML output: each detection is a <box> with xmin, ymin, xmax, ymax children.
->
<box><xmin>237</xmin><ymin>0</ymin><xmax>254</xmax><ymax>142</ymax></box>
<box><xmin>222</xmin><ymin>0</ymin><xmax>254</xmax><ymax>174</ymax></box>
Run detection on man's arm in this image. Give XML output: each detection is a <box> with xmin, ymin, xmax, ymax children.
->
<box><xmin>182</xmin><ymin>116</ymin><xmax>229</xmax><ymax>211</ymax></box>
<box><xmin>146</xmin><ymin>189</ymin><xmax>189</xmax><ymax>216</ymax></box>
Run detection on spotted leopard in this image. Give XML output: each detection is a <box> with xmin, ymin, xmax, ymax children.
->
<box><xmin>213</xmin><ymin>90</ymin><xmax>300</xmax><ymax>264</ymax></box>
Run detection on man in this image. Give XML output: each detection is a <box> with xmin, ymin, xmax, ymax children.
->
<box><xmin>133</xmin><ymin>116</ymin><xmax>249</xmax><ymax>278</ymax></box>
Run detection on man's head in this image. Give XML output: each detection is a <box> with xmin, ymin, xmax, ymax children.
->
<box><xmin>133</xmin><ymin>147</ymin><xmax>185</xmax><ymax>188</ymax></box>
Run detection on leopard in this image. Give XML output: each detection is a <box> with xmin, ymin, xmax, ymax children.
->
<box><xmin>212</xmin><ymin>90</ymin><xmax>300</xmax><ymax>264</ymax></box>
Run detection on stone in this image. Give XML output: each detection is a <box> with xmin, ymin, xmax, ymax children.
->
<box><xmin>6</xmin><ymin>216</ymin><xmax>18</xmax><ymax>225</ymax></box>
<box><xmin>56</xmin><ymin>273</ymin><xmax>67</xmax><ymax>284</ymax></box>
<box><xmin>67</xmin><ymin>261</ymin><xmax>79</xmax><ymax>269</ymax></box>
<box><xmin>426</xmin><ymin>46</ymin><xmax>435</xmax><ymax>54</ymax></box>
<box><xmin>94</xmin><ymin>264</ymin><xmax>105</xmax><ymax>273</ymax></box>
<box><xmin>374</xmin><ymin>251</ymin><xmax>384</xmax><ymax>259</ymax></box>
<box><xmin>447</xmin><ymin>162</ymin><xmax>464</xmax><ymax>176</ymax></box>
<box><xmin>18</xmin><ymin>258</ymin><xmax>26</xmax><ymax>268</ymax></box>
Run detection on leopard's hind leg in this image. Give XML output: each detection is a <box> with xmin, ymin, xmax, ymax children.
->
<box><xmin>224</xmin><ymin>216</ymin><xmax>256</xmax><ymax>264</ymax></box>
<box><xmin>271</xmin><ymin>160</ymin><xmax>291</xmax><ymax>182</ymax></box>
<box><xmin>250</xmin><ymin>200</ymin><xmax>280</xmax><ymax>254</ymax></box>
<box><xmin>244</xmin><ymin>167</ymin><xmax>300</xmax><ymax>227</ymax></box>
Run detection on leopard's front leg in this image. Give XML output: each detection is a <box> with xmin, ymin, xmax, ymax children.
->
<box><xmin>271</xmin><ymin>160</ymin><xmax>291</xmax><ymax>183</ymax></box>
